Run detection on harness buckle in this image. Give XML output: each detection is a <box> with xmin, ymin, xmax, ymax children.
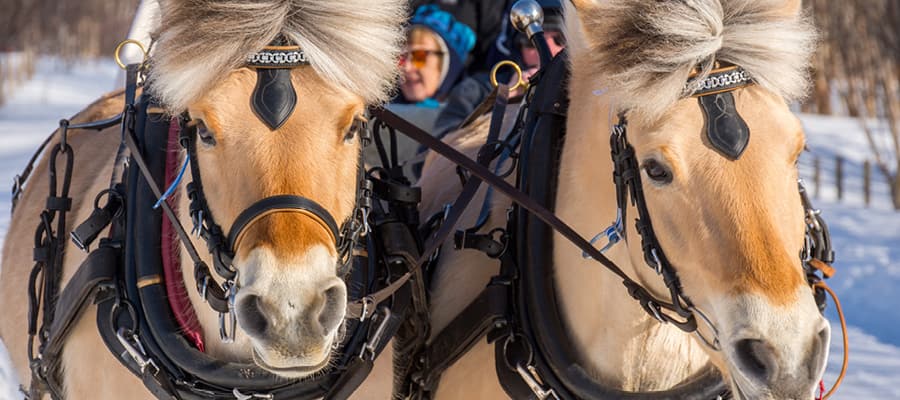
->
<box><xmin>233</xmin><ymin>388</ymin><xmax>273</xmax><ymax>400</ymax></box>
<box><xmin>584</xmin><ymin>209</ymin><xmax>624</xmax><ymax>259</ymax></box>
<box><xmin>514</xmin><ymin>363</ymin><xmax>560</xmax><ymax>400</ymax></box>
<box><xmin>219</xmin><ymin>279</ymin><xmax>238</xmax><ymax>343</ymax></box>
<box><xmin>115</xmin><ymin>327</ymin><xmax>159</xmax><ymax>376</ymax></box>
<box><xmin>359</xmin><ymin>307</ymin><xmax>391</xmax><ymax>361</ymax></box>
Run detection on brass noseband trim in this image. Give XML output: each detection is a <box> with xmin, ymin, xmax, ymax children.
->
<box><xmin>230</xmin><ymin>208</ymin><xmax>338</xmax><ymax>254</ymax></box>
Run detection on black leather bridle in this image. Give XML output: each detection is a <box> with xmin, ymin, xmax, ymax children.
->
<box><xmin>176</xmin><ymin>113</ymin><xmax>370</xmax><ymax>341</ymax></box>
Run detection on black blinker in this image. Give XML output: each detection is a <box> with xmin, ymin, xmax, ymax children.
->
<box><xmin>698</xmin><ymin>92</ymin><xmax>750</xmax><ymax>160</ymax></box>
<box><xmin>251</xmin><ymin>68</ymin><xmax>297</xmax><ymax>130</ymax></box>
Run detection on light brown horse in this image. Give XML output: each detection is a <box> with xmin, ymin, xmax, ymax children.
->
<box><xmin>417</xmin><ymin>0</ymin><xmax>828</xmax><ymax>399</ymax></box>
<box><xmin>0</xmin><ymin>0</ymin><xmax>405</xmax><ymax>398</ymax></box>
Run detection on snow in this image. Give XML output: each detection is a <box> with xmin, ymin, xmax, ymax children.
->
<box><xmin>0</xmin><ymin>59</ymin><xmax>898</xmax><ymax>399</ymax></box>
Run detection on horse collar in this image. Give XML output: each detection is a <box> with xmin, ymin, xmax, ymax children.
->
<box><xmin>246</xmin><ymin>43</ymin><xmax>309</xmax><ymax>130</ymax></box>
<box><xmin>688</xmin><ymin>64</ymin><xmax>754</xmax><ymax>160</ymax></box>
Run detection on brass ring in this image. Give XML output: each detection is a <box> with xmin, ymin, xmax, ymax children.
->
<box><xmin>114</xmin><ymin>39</ymin><xmax>148</xmax><ymax>70</ymax></box>
<box><xmin>490</xmin><ymin>60</ymin><xmax>526</xmax><ymax>92</ymax></box>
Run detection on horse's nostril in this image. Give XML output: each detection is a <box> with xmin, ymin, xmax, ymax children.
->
<box><xmin>238</xmin><ymin>294</ymin><xmax>269</xmax><ymax>337</ymax></box>
<box><xmin>316</xmin><ymin>284</ymin><xmax>347</xmax><ymax>336</ymax></box>
<box><xmin>734</xmin><ymin>338</ymin><xmax>778</xmax><ymax>383</ymax></box>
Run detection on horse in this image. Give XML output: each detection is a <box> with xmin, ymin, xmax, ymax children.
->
<box><xmin>415</xmin><ymin>0</ymin><xmax>828</xmax><ymax>398</ymax></box>
<box><xmin>0</xmin><ymin>0</ymin><xmax>405</xmax><ymax>398</ymax></box>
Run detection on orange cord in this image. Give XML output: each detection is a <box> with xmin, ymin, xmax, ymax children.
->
<box><xmin>813</xmin><ymin>281</ymin><xmax>848</xmax><ymax>399</ymax></box>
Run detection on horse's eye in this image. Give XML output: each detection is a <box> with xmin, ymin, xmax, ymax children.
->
<box><xmin>642</xmin><ymin>159</ymin><xmax>673</xmax><ymax>184</ymax></box>
<box><xmin>196</xmin><ymin>120</ymin><xmax>217</xmax><ymax>146</ymax></box>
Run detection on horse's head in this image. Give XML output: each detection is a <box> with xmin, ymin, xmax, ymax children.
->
<box><xmin>570</xmin><ymin>0</ymin><xmax>826</xmax><ymax>397</ymax></box>
<box><xmin>150</xmin><ymin>0</ymin><xmax>405</xmax><ymax>377</ymax></box>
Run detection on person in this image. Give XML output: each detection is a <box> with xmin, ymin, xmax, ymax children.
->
<box><xmin>395</xmin><ymin>4</ymin><xmax>476</xmax><ymax>108</ymax></box>
<box><xmin>369</xmin><ymin>5</ymin><xmax>475</xmax><ymax>177</ymax></box>
<box><xmin>409</xmin><ymin>0</ymin><xmax>513</xmax><ymax>76</ymax></box>
<box><xmin>431</xmin><ymin>0</ymin><xmax>566</xmax><ymax>139</ymax></box>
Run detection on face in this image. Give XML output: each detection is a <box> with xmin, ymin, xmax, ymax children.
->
<box><xmin>400</xmin><ymin>30</ymin><xmax>444</xmax><ymax>102</ymax></box>
<box><xmin>187</xmin><ymin>67</ymin><xmax>364</xmax><ymax>378</ymax></box>
<box><xmin>626</xmin><ymin>87</ymin><xmax>829</xmax><ymax>398</ymax></box>
<box><xmin>520</xmin><ymin>30</ymin><xmax>566</xmax><ymax>69</ymax></box>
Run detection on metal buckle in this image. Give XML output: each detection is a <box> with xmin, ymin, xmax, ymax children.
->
<box><xmin>233</xmin><ymin>388</ymin><xmax>273</xmax><ymax>400</ymax></box>
<box><xmin>115</xmin><ymin>328</ymin><xmax>159</xmax><ymax>375</ymax></box>
<box><xmin>584</xmin><ymin>209</ymin><xmax>624</xmax><ymax>258</ymax></box>
<box><xmin>688</xmin><ymin>305</ymin><xmax>721</xmax><ymax>351</ymax></box>
<box><xmin>514</xmin><ymin>364</ymin><xmax>560</xmax><ymax>400</ymax></box>
<box><xmin>359</xmin><ymin>307</ymin><xmax>391</xmax><ymax>361</ymax></box>
<box><xmin>358</xmin><ymin>296</ymin><xmax>375</xmax><ymax>321</ymax></box>
<box><xmin>219</xmin><ymin>279</ymin><xmax>238</xmax><ymax>343</ymax></box>
<box><xmin>11</xmin><ymin>174</ymin><xmax>23</xmax><ymax>198</ymax></box>
<box><xmin>645</xmin><ymin>300</ymin><xmax>665</xmax><ymax>323</ymax></box>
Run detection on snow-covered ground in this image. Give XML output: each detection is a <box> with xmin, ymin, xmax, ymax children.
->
<box><xmin>0</xmin><ymin>59</ymin><xmax>898</xmax><ymax>398</ymax></box>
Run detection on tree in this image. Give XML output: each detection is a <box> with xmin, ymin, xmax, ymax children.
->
<box><xmin>808</xmin><ymin>0</ymin><xmax>900</xmax><ymax>209</ymax></box>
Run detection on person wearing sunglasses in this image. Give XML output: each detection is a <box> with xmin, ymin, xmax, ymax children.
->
<box><xmin>369</xmin><ymin>5</ymin><xmax>475</xmax><ymax>179</ymax></box>
<box><xmin>397</xmin><ymin>5</ymin><xmax>476</xmax><ymax>107</ymax></box>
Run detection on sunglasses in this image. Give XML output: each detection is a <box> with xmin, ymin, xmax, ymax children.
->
<box><xmin>519</xmin><ymin>31</ymin><xmax>566</xmax><ymax>49</ymax></box>
<box><xmin>399</xmin><ymin>49</ymin><xmax>445</xmax><ymax>69</ymax></box>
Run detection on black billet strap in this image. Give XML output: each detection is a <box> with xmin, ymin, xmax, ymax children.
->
<box><xmin>419</xmin><ymin>283</ymin><xmax>509</xmax><ymax>391</ymax></box>
<box><xmin>419</xmin><ymin>84</ymin><xmax>509</xmax><ymax>264</ymax></box>
<box><xmin>43</xmin><ymin>245</ymin><xmax>118</xmax><ymax>360</ymax></box>
<box><xmin>227</xmin><ymin>195</ymin><xmax>340</xmax><ymax>251</ymax></box>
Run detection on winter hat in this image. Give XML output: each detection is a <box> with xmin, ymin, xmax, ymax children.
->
<box><xmin>409</xmin><ymin>5</ymin><xmax>476</xmax><ymax>98</ymax></box>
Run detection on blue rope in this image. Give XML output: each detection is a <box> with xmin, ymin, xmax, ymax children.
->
<box><xmin>153</xmin><ymin>153</ymin><xmax>190</xmax><ymax>209</ymax></box>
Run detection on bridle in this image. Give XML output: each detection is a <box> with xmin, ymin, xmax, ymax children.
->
<box><xmin>159</xmin><ymin>40</ymin><xmax>372</xmax><ymax>342</ymax></box>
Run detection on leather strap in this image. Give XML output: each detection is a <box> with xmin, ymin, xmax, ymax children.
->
<box><xmin>227</xmin><ymin>195</ymin><xmax>340</xmax><ymax>251</ymax></box>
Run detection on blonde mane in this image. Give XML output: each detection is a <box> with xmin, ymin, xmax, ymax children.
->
<box><xmin>149</xmin><ymin>0</ymin><xmax>407</xmax><ymax>112</ymax></box>
<box><xmin>565</xmin><ymin>0</ymin><xmax>817</xmax><ymax>122</ymax></box>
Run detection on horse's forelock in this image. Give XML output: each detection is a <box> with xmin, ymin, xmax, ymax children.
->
<box><xmin>566</xmin><ymin>0</ymin><xmax>816</xmax><ymax>123</ymax></box>
<box><xmin>149</xmin><ymin>0</ymin><xmax>406</xmax><ymax>113</ymax></box>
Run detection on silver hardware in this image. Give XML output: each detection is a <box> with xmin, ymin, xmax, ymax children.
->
<box><xmin>649</xmin><ymin>248</ymin><xmax>663</xmax><ymax>274</ymax></box>
<box><xmin>515</xmin><ymin>363</ymin><xmax>560</xmax><ymax>400</ymax></box>
<box><xmin>359</xmin><ymin>296</ymin><xmax>375</xmax><ymax>321</ymax></box>
<box><xmin>584</xmin><ymin>209</ymin><xmax>624</xmax><ymax>258</ymax></box>
<box><xmin>192</xmin><ymin>210</ymin><xmax>204</xmax><ymax>237</ymax></box>
<box><xmin>247</xmin><ymin>50</ymin><xmax>308</xmax><ymax>65</ymax></box>
<box><xmin>646</xmin><ymin>300</ymin><xmax>665</xmax><ymax>323</ymax></box>
<box><xmin>199</xmin><ymin>275</ymin><xmax>209</xmax><ymax>300</ymax></box>
<box><xmin>233</xmin><ymin>388</ymin><xmax>273</xmax><ymax>400</ymax></box>
<box><xmin>219</xmin><ymin>279</ymin><xmax>238</xmax><ymax>343</ymax></box>
<box><xmin>115</xmin><ymin>328</ymin><xmax>159</xmax><ymax>375</ymax></box>
<box><xmin>360</xmin><ymin>308</ymin><xmax>391</xmax><ymax>361</ymax></box>
<box><xmin>510</xmin><ymin>0</ymin><xmax>545</xmax><ymax>38</ymax></box>
<box><xmin>689</xmin><ymin>305</ymin><xmax>722</xmax><ymax>351</ymax></box>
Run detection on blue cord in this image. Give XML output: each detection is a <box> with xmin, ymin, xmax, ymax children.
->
<box><xmin>153</xmin><ymin>153</ymin><xmax>190</xmax><ymax>209</ymax></box>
